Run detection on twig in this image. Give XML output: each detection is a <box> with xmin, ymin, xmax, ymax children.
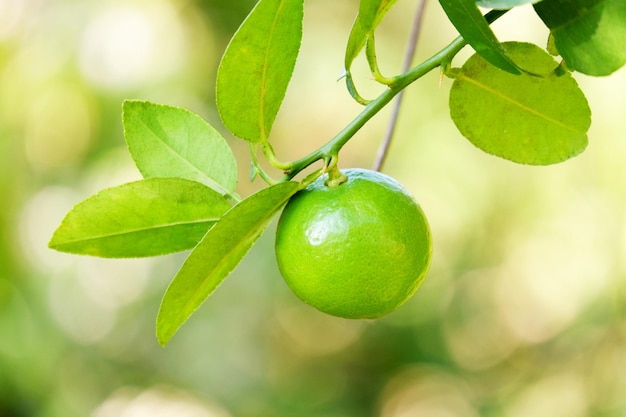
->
<box><xmin>373</xmin><ymin>0</ymin><xmax>428</xmax><ymax>172</ymax></box>
<box><xmin>282</xmin><ymin>9</ymin><xmax>508</xmax><ymax>181</ymax></box>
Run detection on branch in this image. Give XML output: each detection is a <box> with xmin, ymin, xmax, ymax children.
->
<box><xmin>282</xmin><ymin>9</ymin><xmax>508</xmax><ymax>181</ymax></box>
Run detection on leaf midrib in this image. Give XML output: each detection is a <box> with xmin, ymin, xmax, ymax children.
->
<box><xmin>458</xmin><ymin>74</ymin><xmax>586</xmax><ymax>134</ymax></box>
<box><xmin>550</xmin><ymin>0</ymin><xmax>606</xmax><ymax>32</ymax></box>
<box><xmin>169</xmin><ymin>209</ymin><xmax>275</xmax><ymax>332</ymax></box>
<box><xmin>138</xmin><ymin>117</ymin><xmax>233</xmax><ymax>196</ymax></box>
<box><xmin>51</xmin><ymin>218</ymin><xmax>218</xmax><ymax>247</ymax></box>
<box><xmin>258</xmin><ymin>0</ymin><xmax>286</xmax><ymax>141</ymax></box>
<box><xmin>158</xmin><ymin>183</ymin><xmax>299</xmax><ymax>344</ymax></box>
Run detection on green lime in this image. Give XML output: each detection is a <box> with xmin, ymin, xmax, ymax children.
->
<box><xmin>275</xmin><ymin>168</ymin><xmax>432</xmax><ymax>319</ymax></box>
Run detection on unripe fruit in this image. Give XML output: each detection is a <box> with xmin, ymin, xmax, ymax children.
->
<box><xmin>275</xmin><ymin>168</ymin><xmax>432</xmax><ymax>319</ymax></box>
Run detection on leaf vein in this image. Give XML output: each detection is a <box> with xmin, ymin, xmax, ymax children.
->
<box><xmin>52</xmin><ymin>218</ymin><xmax>219</xmax><ymax>247</ymax></box>
<box><xmin>137</xmin><ymin>116</ymin><xmax>232</xmax><ymax>196</ymax></box>
<box><xmin>259</xmin><ymin>0</ymin><xmax>286</xmax><ymax>141</ymax></box>
<box><xmin>459</xmin><ymin>74</ymin><xmax>584</xmax><ymax>133</ymax></box>
<box><xmin>171</xmin><ymin>209</ymin><xmax>275</xmax><ymax>330</ymax></box>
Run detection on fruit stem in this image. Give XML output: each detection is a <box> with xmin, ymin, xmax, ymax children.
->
<box><xmin>324</xmin><ymin>161</ymin><xmax>347</xmax><ymax>187</ymax></box>
<box><xmin>280</xmin><ymin>9</ymin><xmax>509</xmax><ymax>181</ymax></box>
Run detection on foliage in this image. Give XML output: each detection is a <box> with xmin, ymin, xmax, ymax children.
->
<box><xmin>122</xmin><ymin>101</ymin><xmax>239</xmax><ymax>197</ymax></box>
<box><xmin>216</xmin><ymin>0</ymin><xmax>303</xmax><ymax>142</ymax></box>
<box><xmin>47</xmin><ymin>0</ymin><xmax>626</xmax><ymax>346</ymax></box>
<box><xmin>48</xmin><ymin>178</ymin><xmax>232</xmax><ymax>257</ymax></box>
<box><xmin>449</xmin><ymin>41</ymin><xmax>590</xmax><ymax>164</ymax></box>
<box><xmin>534</xmin><ymin>0</ymin><xmax>626</xmax><ymax>76</ymax></box>
<box><xmin>156</xmin><ymin>181</ymin><xmax>299</xmax><ymax>345</ymax></box>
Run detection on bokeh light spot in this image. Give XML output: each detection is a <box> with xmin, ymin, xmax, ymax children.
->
<box><xmin>275</xmin><ymin>303</ymin><xmax>365</xmax><ymax>356</ymax></box>
<box><xmin>381</xmin><ymin>366</ymin><xmax>478</xmax><ymax>417</ymax></box>
<box><xmin>505</xmin><ymin>372</ymin><xmax>589</xmax><ymax>417</ymax></box>
<box><xmin>78</xmin><ymin>2</ymin><xmax>187</xmax><ymax>89</ymax></box>
<box><xmin>24</xmin><ymin>83</ymin><xmax>94</xmax><ymax>171</ymax></box>
<box><xmin>91</xmin><ymin>385</ymin><xmax>232</xmax><ymax>417</ymax></box>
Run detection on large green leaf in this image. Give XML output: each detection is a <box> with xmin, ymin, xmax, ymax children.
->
<box><xmin>344</xmin><ymin>0</ymin><xmax>398</xmax><ymax>72</ymax></box>
<box><xmin>216</xmin><ymin>0</ymin><xmax>303</xmax><ymax>142</ymax></box>
<box><xmin>476</xmin><ymin>0</ymin><xmax>538</xmax><ymax>8</ymax></box>
<box><xmin>449</xmin><ymin>42</ymin><xmax>591</xmax><ymax>165</ymax></box>
<box><xmin>534</xmin><ymin>0</ymin><xmax>626</xmax><ymax>76</ymax></box>
<box><xmin>156</xmin><ymin>181</ymin><xmax>299</xmax><ymax>346</ymax></box>
<box><xmin>122</xmin><ymin>101</ymin><xmax>238</xmax><ymax>197</ymax></box>
<box><xmin>48</xmin><ymin>178</ymin><xmax>232</xmax><ymax>258</ymax></box>
<box><xmin>439</xmin><ymin>0</ymin><xmax>521</xmax><ymax>74</ymax></box>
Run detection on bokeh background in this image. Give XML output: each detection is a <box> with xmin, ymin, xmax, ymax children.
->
<box><xmin>2</xmin><ymin>0</ymin><xmax>626</xmax><ymax>416</ymax></box>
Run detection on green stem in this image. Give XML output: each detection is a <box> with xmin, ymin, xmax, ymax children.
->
<box><xmin>281</xmin><ymin>9</ymin><xmax>508</xmax><ymax>181</ymax></box>
<box><xmin>250</xmin><ymin>143</ymin><xmax>279</xmax><ymax>185</ymax></box>
<box><xmin>366</xmin><ymin>35</ymin><xmax>394</xmax><ymax>85</ymax></box>
<box><xmin>261</xmin><ymin>141</ymin><xmax>291</xmax><ymax>171</ymax></box>
<box><xmin>345</xmin><ymin>72</ymin><xmax>372</xmax><ymax>105</ymax></box>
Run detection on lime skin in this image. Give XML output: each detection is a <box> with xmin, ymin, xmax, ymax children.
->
<box><xmin>275</xmin><ymin>168</ymin><xmax>432</xmax><ymax>319</ymax></box>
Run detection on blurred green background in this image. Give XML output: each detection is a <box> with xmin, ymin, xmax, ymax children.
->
<box><xmin>2</xmin><ymin>0</ymin><xmax>626</xmax><ymax>416</ymax></box>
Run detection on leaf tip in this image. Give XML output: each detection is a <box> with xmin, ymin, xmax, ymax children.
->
<box><xmin>47</xmin><ymin>227</ymin><xmax>65</xmax><ymax>251</ymax></box>
<box><xmin>156</xmin><ymin>334</ymin><xmax>170</xmax><ymax>347</ymax></box>
<box><xmin>156</xmin><ymin>304</ymin><xmax>181</xmax><ymax>347</ymax></box>
<box><xmin>156</xmin><ymin>319</ymin><xmax>173</xmax><ymax>347</ymax></box>
<box><xmin>47</xmin><ymin>238</ymin><xmax>58</xmax><ymax>251</ymax></box>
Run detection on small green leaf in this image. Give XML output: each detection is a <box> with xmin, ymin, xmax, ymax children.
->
<box><xmin>156</xmin><ymin>181</ymin><xmax>299</xmax><ymax>346</ymax></box>
<box><xmin>449</xmin><ymin>42</ymin><xmax>591</xmax><ymax>165</ymax></box>
<box><xmin>216</xmin><ymin>0</ymin><xmax>303</xmax><ymax>142</ymax></box>
<box><xmin>534</xmin><ymin>0</ymin><xmax>626</xmax><ymax>76</ymax></box>
<box><xmin>49</xmin><ymin>178</ymin><xmax>232</xmax><ymax>258</ymax></box>
<box><xmin>345</xmin><ymin>0</ymin><xmax>398</xmax><ymax>71</ymax></box>
<box><xmin>439</xmin><ymin>0</ymin><xmax>522</xmax><ymax>74</ymax></box>
<box><xmin>122</xmin><ymin>101</ymin><xmax>238</xmax><ymax>197</ymax></box>
<box><xmin>476</xmin><ymin>0</ymin><xmax>538</xmax><ymax>9</ymax></box>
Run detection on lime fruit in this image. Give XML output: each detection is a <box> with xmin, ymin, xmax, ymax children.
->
<box><xmin>275</xmin><ymin>168</ymin><xmax>432</xmax><ymax>319</ymax></box>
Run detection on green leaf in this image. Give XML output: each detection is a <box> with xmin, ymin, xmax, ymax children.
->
<box><xmin>439</xmin><ymin>0</ymin><xmax>522</xmax><ymax>74</ymax></box>
<box><xmin>216</xmin><ymin>0</ymin><xmax>303</xmax><ymax>142</ymax></box>
<box><xmin>476</xmin><ymin>0</ymin><xmax>538</xmax><ymax>8</ymax></box>
<box><xmin>49</xmin><ymin>178</ymin><xmax>232</xmax><ymax>258</ymax></box>
<box><xmin>344</xmin><ymin>0</ymin><xmax>398</xmax><ymax>71</ymax></box>
<box><xmin>449</xmin><ymin>42</ymin><xmax>591</xmax><ymax>165</ymax></box>
<box><xmin>122</xmin><ymin>101</ymin><xmax>238</xmax><ymax>197</ymax></box>
<box><xmin>156</xmin><ymin>181</ymin><xmax>299</xmax><ymax>346</ymax></box>
<box><xmin>534</xmin><ymin>0</ymin><xmax>626</xmax><ymax>76</ymax></box>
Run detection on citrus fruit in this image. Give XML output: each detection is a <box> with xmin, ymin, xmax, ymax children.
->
<box><xmin>275</xmin><ymin>168</ymin><xmax>432</xmax><ymax>319</ymax></box>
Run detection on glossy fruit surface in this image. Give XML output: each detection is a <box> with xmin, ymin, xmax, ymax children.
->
<box><xmin>275</xmin><ymin>168</ymin><xmax>431</xmax><ymax>319</ymax></box>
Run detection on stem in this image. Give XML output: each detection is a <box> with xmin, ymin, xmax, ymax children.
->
<box><xmin>366</xmin><ymin>35</ymin><xmax>394</xmax><ymax>85</ymax></box>
<box><xmin>283</xmin><ymin>38</ymin><xmax>462</xmax><ymax>179</ymax></box>
<box><xmin>250</xmin><ymin>142</ymin><xmax>279</xmax><ymax>185</ymax></box>
<box><xmin>261</xmin><ymin>141</ymin><xmax>291</xmax><ymax>171</ymax></box>
<box><xmin>324</xmin><ymin>163</ymin><xmax>348</xmax><ymax>187</ymax></box>
<box><xmin>345</xmin><ymin>72</ymin><xmax>372</xmax><ymax>105</ymax></box>
<box><xmin>282</xmin><ymin>9</ymin><xmax>508</xmax><ymax>181</ymax></box>
<box><xmin>373</xmin><ymin>0</ymin><xmax>428</xmax><ymax>172</ymax></box>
